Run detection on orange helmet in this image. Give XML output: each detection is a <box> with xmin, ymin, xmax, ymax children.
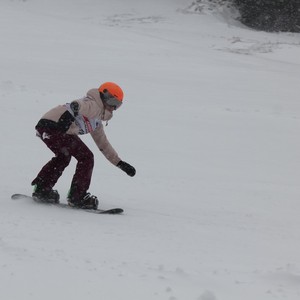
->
<box><xmin>98</xmin><ymin>82</ymin><xmax>124</xmax><ymax>110</ymax></box>
<box><xmin>99</xmin><ymin>82</ymin><xmax>123</xmax><ymax>100</ymax></box>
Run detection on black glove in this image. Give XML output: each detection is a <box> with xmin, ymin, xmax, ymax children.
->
<box><xmin>70</xmin><ymin>101</ymin><xmax>79</xmax><ymax>117</ymax></box>
<box><xmin>117</xmin><ymin>161</ymin><xmax>136</xmax><ymax>177</ymax></box>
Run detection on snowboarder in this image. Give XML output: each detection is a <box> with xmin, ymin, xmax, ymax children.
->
<box><xmin>31</xmin><ymin>82</ymin><xmax>136</xmax><ymax>209</ymax></box>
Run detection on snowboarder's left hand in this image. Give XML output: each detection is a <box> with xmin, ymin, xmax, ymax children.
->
<box><xmin>117</xmin><ymin>161</ymin><xmax>136</xmax><ymax>177</ymax></box>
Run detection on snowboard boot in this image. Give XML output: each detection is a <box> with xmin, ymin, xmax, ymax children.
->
<box><xmin>67</xmin><ymin>192</ymin><xmax>99</xmax><ymax>210</ymax></box>
<box><xmin>32</xmin><ymin>184</ymin><xmax>60</xmax><ymax>204</ymax></box>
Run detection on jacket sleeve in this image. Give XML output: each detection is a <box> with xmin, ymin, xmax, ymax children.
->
<box><xmin>76</xmin><ymin>99</ymin><xmax>99</xmax><ymax>119</ymax></box>
<box><xmin>90</xmin><ymin>126</ymin><xmax>121</xmax><ymax>166</ymax></box>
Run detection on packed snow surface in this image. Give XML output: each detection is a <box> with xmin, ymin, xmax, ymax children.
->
<box><xmin>1</xmin><ymin>0</ymin><xmax>300</xmax><ymax>299</ymax></box>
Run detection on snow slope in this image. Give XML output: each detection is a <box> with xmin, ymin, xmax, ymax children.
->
<box><xmin>1</xmin><ymin>0</ymin><xmax>300</xmax><ymax>299</ymax></box>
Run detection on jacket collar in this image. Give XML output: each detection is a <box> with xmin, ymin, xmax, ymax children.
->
<box><xmin>86</xmin><ymin>89</ymin><xmax>112</xmax><ymax>122</ymax></box>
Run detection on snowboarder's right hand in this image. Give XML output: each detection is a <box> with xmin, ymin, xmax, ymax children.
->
<box><xmin>70</xmin><ymin>101</ymin><xmax>79</xmax><ymax>117</ymax></box>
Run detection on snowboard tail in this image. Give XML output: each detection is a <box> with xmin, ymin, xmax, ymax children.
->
<box><xmin>11</xmin><ymin>193</ymin><xmax>124</xmax><ymax>215</ymax></box>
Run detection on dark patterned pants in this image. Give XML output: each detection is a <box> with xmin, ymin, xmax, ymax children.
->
<box><xmin>32</xmin><ymin>127</ymin><xmax>94</xmax><ymax>201</ymax></box>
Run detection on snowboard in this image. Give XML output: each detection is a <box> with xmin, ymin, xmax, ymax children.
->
<box><xmin>11</xmin><ymin>193</ymin><xmax>124</xmax><ymax>215</ymax></box>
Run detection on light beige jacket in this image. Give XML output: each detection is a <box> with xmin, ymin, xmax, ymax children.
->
<box><xmin>41</xmin><ymin>89</ymin><xmax>121</xmax><ymax>165</ymax></box>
